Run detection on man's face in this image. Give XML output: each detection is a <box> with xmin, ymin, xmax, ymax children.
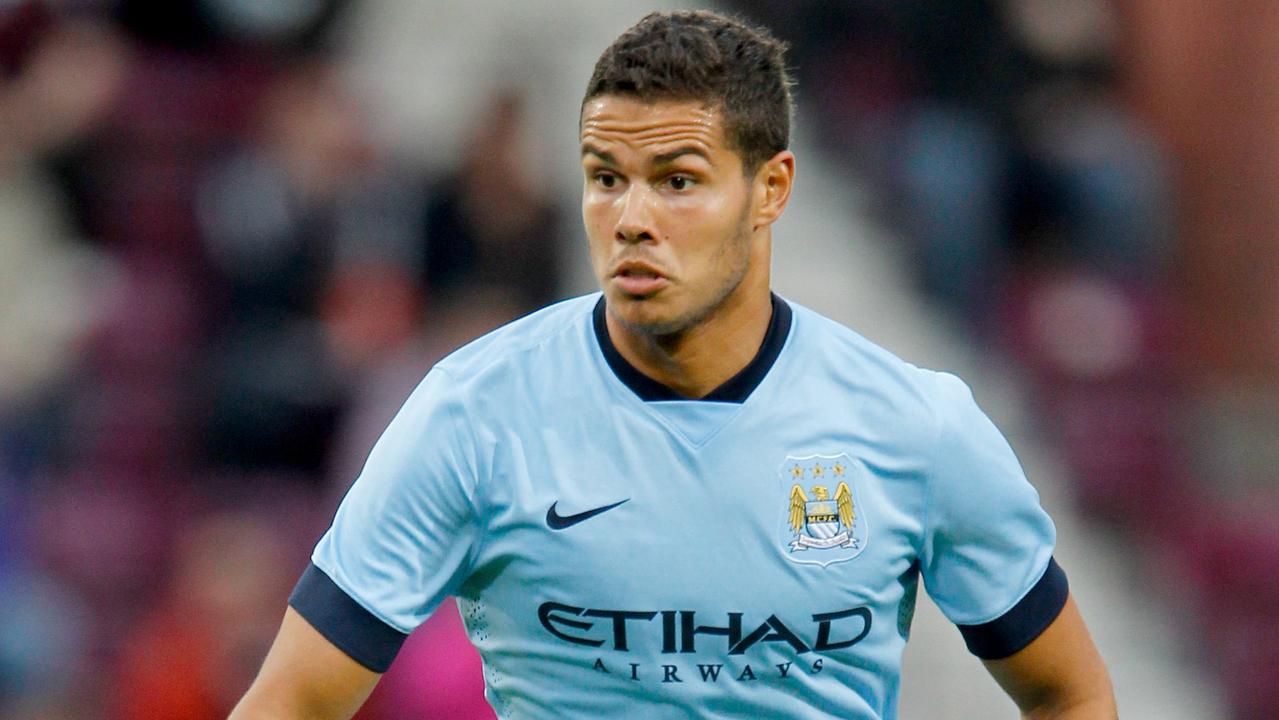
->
<box><xmin>580</xmin><ymin>95</ymin><xmax>758</xmax><ymax>336</ymax></box>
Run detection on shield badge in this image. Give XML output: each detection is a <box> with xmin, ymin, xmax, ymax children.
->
<box><xmin>778</xmin><ymin>453</ymin><xmax>868</xmax><ymax>567</ymax></box>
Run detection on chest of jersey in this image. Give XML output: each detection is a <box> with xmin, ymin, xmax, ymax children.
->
<box><xmin>456</xmin><ymin>387</ymin><xmax>930</xmax><ymax>716</ymax></box>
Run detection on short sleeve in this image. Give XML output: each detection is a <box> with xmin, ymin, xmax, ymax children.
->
<box><xmin>919</xmin><ymin>372</ymin><xmax>1067</xmax><ymax>659</ymax></box>
<box><xmin>290</xmin><ymin>366</ymin><xmax>483</xmax><ymax>671</ymax></box>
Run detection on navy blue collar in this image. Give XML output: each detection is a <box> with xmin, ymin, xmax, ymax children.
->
<box><xmin>592</xmin><ymin>293</ymin><xmax>792</xmax><ymax>403</ymax></box>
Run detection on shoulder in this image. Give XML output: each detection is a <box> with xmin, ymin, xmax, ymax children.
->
<box><xmin>784</xmin><ymin>300</ymin><xmax>969</xmax><ymax>424</ymax></box>
<box><xmin>375</xmin><ymin>294</ymin><xmax>597</xmax><ymax>474</ymax></box>
<box><xmin>431</xmin><ymin>293</ymin><xmax>598</xmax><ymax>395</ymax></box>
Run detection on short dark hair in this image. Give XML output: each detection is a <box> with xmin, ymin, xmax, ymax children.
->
<box><xmin>582</xmin><ymin>10</ymin><xmax>794</xmax><ymax>174</ymax></box>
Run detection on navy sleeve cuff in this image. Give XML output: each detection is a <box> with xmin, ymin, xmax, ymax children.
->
<box><xmin>288</xmin><ymin>562</ymin><xmax>410</xmax><ymax>672</ymax></box>
<box><xmin>957</xmin><ymin>556</ymin><xmax>1069</xmax><ymax>660</ymax></box>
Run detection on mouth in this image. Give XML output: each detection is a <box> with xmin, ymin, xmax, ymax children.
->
<box><xmin>610</xmin><ymin>260</ymin><xmax>670</xmax><ymax>296</ymax></box>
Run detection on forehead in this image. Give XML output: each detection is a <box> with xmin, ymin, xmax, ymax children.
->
<box><xmin>580</xmin><ymin>95</ymin><xmax>728</xmax><ymax>158</ymax></box>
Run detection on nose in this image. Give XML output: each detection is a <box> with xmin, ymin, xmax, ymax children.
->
<box><xmin>615</xmin><ymin>184</ymin><xmax>657</xmax><ymax>244</ymax></box>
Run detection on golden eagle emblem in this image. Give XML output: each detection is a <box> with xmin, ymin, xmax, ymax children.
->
<box><xmin>788</xmin><ymin>481</ymin><xmax>858</xmax><ymax>551</ymax></box>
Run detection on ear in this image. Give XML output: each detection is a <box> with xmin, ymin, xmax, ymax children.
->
<box><xmin>751</xmin><ymin>150</ymin><xmax>796</xmax><ymax>230</ymax></box>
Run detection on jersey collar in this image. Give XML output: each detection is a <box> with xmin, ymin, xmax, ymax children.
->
<box><xmin>592</xmin><ymin>293</ymin><xmax>792</xmax><ymax>403</ymax></box>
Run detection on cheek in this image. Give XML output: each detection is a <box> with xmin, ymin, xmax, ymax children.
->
<box><xmin>674</xmin><ymin>197</ymin><xmax>745</xmax><ymax>259</ymax></box>
<box><xmin>582</xmin><ymin>202</ymin><xmax>611</xmax><ymax>249</ymax></box>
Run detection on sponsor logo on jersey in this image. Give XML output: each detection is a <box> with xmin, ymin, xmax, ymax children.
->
<box><xmin>779</xmin><ymin>453</ymin><xmax>868</xmax><ymax>566</ymax></box>
<box><xmin>538</xmin><ymin>603</ymin><xmax>871</xmax><ymax>655</ymax></box>
<box><xmin>537</xmin><ymin>601</ymin><xmax>873</xmax><ymax>685</ymax></box>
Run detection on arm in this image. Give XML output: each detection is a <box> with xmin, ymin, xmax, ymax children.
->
<box><xmin>229</xmin><ymin>607</ymin><xmax>381</xmax><ymax>720</ymax></box>
<box><xmin>982</xmin><ymin>594</ymin><xmax>1117</xmax><ymax>719</ymax></box>
<box><xmin>921</xmin><ymin>374</ymin><xmax>1115</xmax><ymax>717</ymax></box>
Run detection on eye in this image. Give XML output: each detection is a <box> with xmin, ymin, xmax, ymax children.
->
<box><xmin>593</xmin><ymin>171</ymin><xmax>619</xmax><ymax>189</ymax></box>
<box><xmin>667</xmin><ymin>175</ymin><xmax>694</xmax><ymax>191</ymax></box>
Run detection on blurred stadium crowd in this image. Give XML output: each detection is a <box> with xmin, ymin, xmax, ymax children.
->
<box><xmin>0</xmin><ymin>1</ymin><xmax>1276</xmax><ymax>718</ymax></box>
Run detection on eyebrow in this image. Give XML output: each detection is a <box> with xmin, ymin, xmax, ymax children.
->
<box><xmin>581</xmin><ymin>144</ymin><xmax>618</xmax><ymax>165</ymax></box>
<box><xmin>652</xmin><ymin>146</ymin><xmax>711</xmax><ymax>167</ymax></box>
<box><xmin>580</xmin><ymin>143</ymin><xmax>711</xmax><ymax>167</ymax></box>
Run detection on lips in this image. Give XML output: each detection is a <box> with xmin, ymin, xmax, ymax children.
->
<box><xmin>611</xmin><ymin>260</ymin><xmax>669</xmax><ymax>296</ymax></box>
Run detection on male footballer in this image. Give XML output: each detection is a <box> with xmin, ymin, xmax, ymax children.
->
<box><xmin>232</xmin><ymin>10</ymin><xmax>1116</xmax><ymax>719</ymax></box>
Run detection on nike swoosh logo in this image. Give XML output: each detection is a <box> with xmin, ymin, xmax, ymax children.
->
<box><xmin>546</xmin><ymin>499</ymin><xmax>629</xmax><ymax>530</ymax></box>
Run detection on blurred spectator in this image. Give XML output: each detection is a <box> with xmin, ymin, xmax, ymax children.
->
<box><xmin>115</xmin><ymin>0</ymin><xmax>347</xmax><ymax>51</ymax></box>
<box><xmin>892</xmin><ymin>0</ymin><xmax>1168</xmax><ymax>321</ymax></box>
<box><xmin>0</xmin><ymin>12</ymin><xmax>123</xmax><ymax>412</ymax></box>
<box><xmin>420</xmin><ymin>91</ymin><xmax>564</xmax><ymax>312</ymax></box>
<box><xmin>736</xmin><ymin>0</ymin><xmax>1171</xmax><ymax>323</ymax></box>
<box><xmin>194</xmin><ymin>61</ymin><xmax>422</xmax><ymax>475</ymax></box>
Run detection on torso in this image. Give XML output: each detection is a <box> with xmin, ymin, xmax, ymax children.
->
<box><xmin>447</xmin><ymin>296</ymin><xmax>936</xmax><ymax>719</ymax></box>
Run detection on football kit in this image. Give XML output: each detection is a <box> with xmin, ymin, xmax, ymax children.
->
<box><xmin>291</xmin><ymin>293</ymin><xmax>1067</xmax><ymax>719</ymax></box>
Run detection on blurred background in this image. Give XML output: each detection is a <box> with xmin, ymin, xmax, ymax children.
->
<box><xmin>0</xmin><ymin>0</ymin><xmax>1274</xmax><ymax>718</ymax></box>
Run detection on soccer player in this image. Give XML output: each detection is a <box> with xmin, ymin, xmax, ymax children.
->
<box><xmin>232</xmin><ymin>10</ymin><xmax>1116</xmax><ymax>719</ymax></box>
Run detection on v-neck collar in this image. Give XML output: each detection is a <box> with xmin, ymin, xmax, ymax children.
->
<box><xmin>592</xmin><ymin>293</ymin><xmax>792</xmax><ymax>403</ymax></box>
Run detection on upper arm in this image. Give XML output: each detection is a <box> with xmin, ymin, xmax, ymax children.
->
<box><xmin>920</xmin><ymin>372</ymin><xmax>1059</xmax><ymax>632</ymax></box>
<box><xmin>917</xmin><ymin>373</ymin><xmax>1114</xmax><ymax>716</ymax></box>
<box><xmin>313</xmin><ymin>366</ymin><xmax>483</xmax><ymax>637</ymax></box>
<box><xmin>982</xmin><ymin>594</ymin><xmax>1117</xmax><ymax>719</ymax></box>
<box><xmin>230</xmin><ymin>607</ymin><xmax>381</xmax><ymax>720</ymax></box>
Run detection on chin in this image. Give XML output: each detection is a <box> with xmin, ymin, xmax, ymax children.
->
<box><xmin>611</xmin><ymin>292</ymin><xmax>711</xmax><ymax>337</ymax></box>
<box><xmin>607</xmin><ymin>291</ymin><xmax>689</xmax><ymax>336</ymax></box>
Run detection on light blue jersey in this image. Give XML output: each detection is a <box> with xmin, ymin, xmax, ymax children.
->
<box><xmin>291</xmin><ymin>293</ymin><xmax>1066</xmax><ymax>719</ymax></box>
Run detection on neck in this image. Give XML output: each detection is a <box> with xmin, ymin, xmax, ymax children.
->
<box><xmin>605</xmin><ymin>251</ymin><xmax>773</xmax><ymax>399</ymax></box>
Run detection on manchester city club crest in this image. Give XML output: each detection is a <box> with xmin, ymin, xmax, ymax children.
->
<box><xmin>778</xmin><ymin>454</ymin><xmax>868</xmax><ymax>567</ymax></box>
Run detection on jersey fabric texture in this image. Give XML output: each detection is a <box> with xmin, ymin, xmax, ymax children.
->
<box><xmin>291</xmin><ymin>293</ymin><xmax>1067</xmax><ymax>719</ymax></box>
